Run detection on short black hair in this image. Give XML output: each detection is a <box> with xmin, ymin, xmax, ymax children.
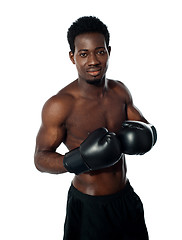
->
<box><xmin>67</xmin><ymin>16</ymin><xmax>110</xmax><ymax>53</ymax></box>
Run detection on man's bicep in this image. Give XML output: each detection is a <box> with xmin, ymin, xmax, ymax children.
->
<box><xmin>36</xmin><ymin>96</ymin><xmax>67</xmax><ymax>152</ymax></box>
<box><xmin>121</xmin><ymin>83</ymin><xmax>147</xmax><ymax>123</ymax></box>
<box><xmin>36</xmin><ymin>124</ymin><xmax>66</xmax><ymax>152</ymax></box>
<box><xmin>126</xmin><ymin>103</ymin><xmax>148</xmax><ymax>123</ymax></box>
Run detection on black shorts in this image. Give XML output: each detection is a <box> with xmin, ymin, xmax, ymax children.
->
<box><xmin>63</xmin><ymin>181</ymin><xmax>149</xmax><ymax>240</ymax></box>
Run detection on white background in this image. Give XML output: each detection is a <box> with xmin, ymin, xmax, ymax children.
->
<box><xmin>1</xmin><ymin>0</ymin><xmax>182</xmax><ymax>239</ymax></box>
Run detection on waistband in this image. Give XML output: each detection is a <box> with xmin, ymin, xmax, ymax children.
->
<box><xmin>68</xmin><ymin>180</ymin><xmax>133</xmax><ymax>203</ymax></box>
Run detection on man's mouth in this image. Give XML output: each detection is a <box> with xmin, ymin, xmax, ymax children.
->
<box><xmin>87</xmin><ymin>68</ymin><xmax>101</xmax><ymax>77</ymax></box>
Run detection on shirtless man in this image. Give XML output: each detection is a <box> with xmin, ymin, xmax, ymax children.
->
<box><xmin>34</xmin><ymin>16</ymin><xmax>157</xmax><ymax>240</ymax></box>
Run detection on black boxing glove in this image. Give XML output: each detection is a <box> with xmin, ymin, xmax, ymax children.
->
<box><xmin>63</xmin><ymin>128</ymin><xmax>122</xmax><ymax>175</ymax></box>
<box><xmin>117</xmin><ymin>121</ymin><xmax>157</xmax><ymax>155</ymax></box>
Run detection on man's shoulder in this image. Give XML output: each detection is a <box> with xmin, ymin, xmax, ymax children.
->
<box><xmin>108</xmin><ymin>79</ymin><xmax>130</xmax><ymax>95</ymax></box>
<box><xmin>51</xmin><ymin>80</ymin><xmax>78</xmax><ymax>103</ymax></box>
<box><xmin>42</xmin><ymin>80</ymin><xmax>78</xmax><ymax>118</ymax></box>
<box><xmin>57</xmin><ymin>79</ymin><xmax>78</xmax><ymax>99</ymax></box>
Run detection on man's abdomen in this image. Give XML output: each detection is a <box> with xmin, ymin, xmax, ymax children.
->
<box><xmin>72</xmin><ymin>156</ymin><xmax>127</xmax><ymax>196</ymax></box>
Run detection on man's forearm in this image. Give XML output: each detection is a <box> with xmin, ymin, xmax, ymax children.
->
<box><xmin>34</xmin><ymin>150</ymin><xmax>67</xmax><ymax>174</ymax></box>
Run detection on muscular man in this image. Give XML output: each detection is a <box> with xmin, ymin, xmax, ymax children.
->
<box><xmin>34</xmin><ymin>16</ymin><xmax>157</xmax><ymax>240</ymax></box>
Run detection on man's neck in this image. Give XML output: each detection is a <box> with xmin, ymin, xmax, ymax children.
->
<box><xmin>78</xmin><ymin>77</ymin><xmax>108</xmax><ymax>99</ymax></box>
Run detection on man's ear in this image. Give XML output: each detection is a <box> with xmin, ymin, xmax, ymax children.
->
<box><xmin>69</xmin><ymin>51</ymin><xmax>75</xmax><ymax>64</ymax></box>
<box><xmin>108</xmin><ymin>46</ymin><xmax>111</xmax><ymax>55</ymax></box>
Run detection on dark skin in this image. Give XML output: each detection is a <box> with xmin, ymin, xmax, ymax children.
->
<box><xmin>34</xmin><ymin>32</ymin><xmax>148</xmax><ymax>196</ymax></box>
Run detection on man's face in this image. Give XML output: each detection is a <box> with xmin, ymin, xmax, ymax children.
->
<box><xmin>70</xmin><ymin>32</ymin><xmax>111</xmax><ymax>85</ymax></box>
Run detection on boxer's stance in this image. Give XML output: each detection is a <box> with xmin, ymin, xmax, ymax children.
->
<box><xmin>34</xmin><ymin>16</ymin><xmax>157</xmax><ymax>240</ymax></box>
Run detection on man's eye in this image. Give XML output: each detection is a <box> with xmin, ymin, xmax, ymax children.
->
<box><xmin>80</xmin><ymin>53</ymin><xmax>87</xmax><ymax>57</ymax></box>
<box><xmin>97</xmin><ymin>50</ymin><xmax>105</xmax><ymax>55</ymax></box>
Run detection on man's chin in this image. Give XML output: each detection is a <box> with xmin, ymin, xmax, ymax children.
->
<box><xmin>86</xmin><ymin>78</ymin><xmax>102</xmax><ymax>85</ymax></box>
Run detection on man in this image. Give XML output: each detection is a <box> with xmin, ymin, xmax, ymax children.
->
<box><xmin>34</xmin><ymin>16</ymin><xmax>157</xmax><ymax>240</ymax></box>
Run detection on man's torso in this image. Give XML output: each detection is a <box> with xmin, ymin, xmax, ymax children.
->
<box><xmin>59</xmin><ymin>79</ymin><xmax>129</xmax><ymax>195</ymax></box>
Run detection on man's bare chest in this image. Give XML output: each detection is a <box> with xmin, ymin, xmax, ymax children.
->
<box><xmin>65</xmin><ymin>96</ymin><xmax>126</xmax><ymax>140</ymax></box>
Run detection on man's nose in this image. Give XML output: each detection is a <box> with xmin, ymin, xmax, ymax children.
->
<box><xmin>88</xmin><ymin>53</ymin><xmax>100</xmax><ymax>65</ymax></box>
